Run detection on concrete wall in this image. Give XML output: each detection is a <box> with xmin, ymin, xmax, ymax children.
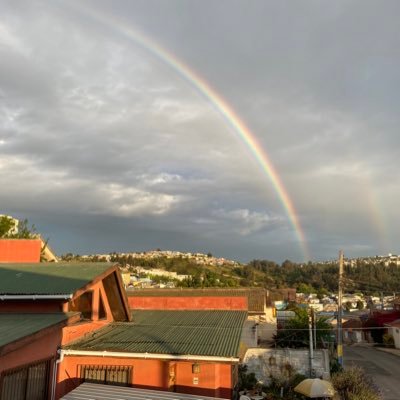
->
<box><xmin>243</xmin><ymin>348</ymin><xmax>330</xmax><ymax>384</ymax></box>
<box><xmin>0</xmin><ymin>239</ymin><xmax>41</xmax><ymax>263</ymax></box>
<box><xmin>128</xmin><ymin>296</ymin><xmax>248</xmax><ymax>310</ymax></box>
<box><xmin>388</xmin><ymin>326</ymin><xmax>400</xmax><ymax>349</ymax></box>
<box><xmin>256</xmin><ymin>308</ymin><xmax>276</xmax><ymax>342</ymax></box>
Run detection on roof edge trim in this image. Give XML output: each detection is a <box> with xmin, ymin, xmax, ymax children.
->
<box><xmin>0</xmin><ymin>294</ymin><xmax>73</xmax><ymax>300</ymax></box>
<box><xmin>60</xmin><ymin>349</ymin><xmax>239</xmax><ymax>363</ymax></box>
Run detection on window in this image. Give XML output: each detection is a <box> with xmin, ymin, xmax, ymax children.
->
<box><xmin>0</xmin><ymin>359</ymin><xmax>51</xmax><ymax>400</ymax></box>
<box><xmin>80</xmin><ymin>365</ymin><xmax>132</xmax><ymax>387</ymax></box>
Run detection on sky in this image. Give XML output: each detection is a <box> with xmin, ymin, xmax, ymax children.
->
<box><xmin>1</xmin><ymin>0</ymin><xmax>400</xmax><ymax>263</ymax></box>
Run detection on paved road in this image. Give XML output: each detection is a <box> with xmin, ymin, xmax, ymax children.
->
<box><xmin>344</xmin><ymin>344</ymin><xmax>400</xmax><ymax>400</ymax></box>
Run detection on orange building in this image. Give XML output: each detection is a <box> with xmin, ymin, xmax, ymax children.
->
<box><xmin>0</xmin><ymin>263</ymin><xmax>246</xmax><ymax>400</ymax></box>
<box><xmin>127</xmin><ymin>288</ymin><xmax>266</xmax><ymax>315</ymax></box>
<box><xmin>0</xmin><ymin>263</ymin><xmax>130</xmax><ymax>399</ymax></box>
<box><xmin>0</xmin><ymin>239</ymin><xmax>42</xmax><ymax>263</ymax></box>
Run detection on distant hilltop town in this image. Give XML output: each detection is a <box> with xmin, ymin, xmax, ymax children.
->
<box><xmin>62</xmin><ymin>249</ymin><xmax>240</xmax><ymax>267</ymax></box>
<box><xmin>61</xmin><ymin>249</ymin><xmax>400</xmax><ymax>268</ymax></box>
<box><xmin>343</xmin><ymin>253</ymin><xmax>400</xmax><ymax>267</ymax></box>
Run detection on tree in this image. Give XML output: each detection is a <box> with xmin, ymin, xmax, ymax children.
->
<box><xmin>344</xmin><ymin>301</ymin><xmax>353</xmax><ymax>312</ymax></box>
<box><xmin>356</xmin><ymin>299</ymin><xmax>364</xmax><ymax>310</ymax></box>
<box><xmin>274</xmin><ymin>308</ymin><xmax>332</xmax><ymax>348</ymax></box>
<box><xmin>0</xmin><ymin>216</ymin><xmax>37</xmax><ymax>239</ymax></box>
<box><xmin>317</xmin><ymin>287</ymin><xmax>329</xmax><ymax>300</ymax></box>
<box><xmin>14</xmin><ymin>218</ymin><xmax>37</xmax><ymax>238</ymax></box>
<box><xmin>0</xmin><ymin>216</ymin><xmax>17</xmax><ymax>237</ymax></box>
<box><xmin>297</xmin><ymin>283</ymin><xmax>315</xmax><ymax>294</ymax></box>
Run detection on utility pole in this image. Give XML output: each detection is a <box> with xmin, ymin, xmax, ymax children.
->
<box><xmin>309</xmin><ymin>309</ymin><xmax>314</xmax><ymax>377</ymax></box>
<box><xmin>311</xmin><ymin>307</ymin><xmax>317</xmax><ymax>350</ymax></box>
<box><xmin>337</xmin><ymin>250</ymin><xmax>344</xmax><ymax>367</ymax></box>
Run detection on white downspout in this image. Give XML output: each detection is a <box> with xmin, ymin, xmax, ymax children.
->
<box><xmin>51</xmin><ymin>350</ymin><xmax>64</xmax><ymax>400</ymax></box>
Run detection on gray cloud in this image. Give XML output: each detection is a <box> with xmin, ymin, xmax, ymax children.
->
<box><xmin>1</xmin><ymin>0</ymin><xmax>399</xmax><ymax>262</ymax></box>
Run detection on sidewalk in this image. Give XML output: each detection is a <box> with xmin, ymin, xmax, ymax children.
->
<box><xmin>375</xmin><ymin>346</ymin><xmax>400</xmax><ymax>357</ymax></box>
<box><xmin>346</xmin><ymin>341</ymin><xmax>400</xmax><ymax>357</ymax></box>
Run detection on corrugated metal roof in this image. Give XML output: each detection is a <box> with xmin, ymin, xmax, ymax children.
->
<box><xmin>0</xmin><ymin>263</ymin><xmax>114</xmax><ymax>295</ymax></box>
<box><xmin>127</xmin><ymin>288</ymin><xmax>266</xmax><ymax>313</ymax></box>
<box><xmin>62</xmin><ymin>383</ymin><xmax>227</xmax><ymax>400</ymax></box>
<box><xmin>65</xmin><ymin>310</ymin><xmax>247</xmax><ymax>358</ymax></box>
<box><xmin>0</xmin><ymin>313</ymin><xmax>74</xmax><ymax>348</ymax></box>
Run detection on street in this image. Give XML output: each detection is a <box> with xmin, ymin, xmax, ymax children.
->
<box><xmin>344</xmin><ymin>344</ymin><xmax>400</xmax><ymax>400</ymax></box>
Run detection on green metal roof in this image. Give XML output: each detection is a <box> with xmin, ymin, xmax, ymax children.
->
<box><xmin>0</xmin><ymin>313</ymin><xmax>73</xmax><ymax>349</ymax></box>
<box><xmin>0</xmin><ymin>263</ymin><xmax>114</xmax><ymax>295</ymax></box>
<box><xmin>66</xmin><ymin>310</ymin><xmax>247</xmax><ymax>358</ymax></box>
<box><xmin>127</xmin><ymin>288</ymin><xmax>266</xmax><ymax>313</ymax></box>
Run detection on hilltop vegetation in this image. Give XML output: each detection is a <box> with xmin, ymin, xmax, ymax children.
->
<box><xmin>246</xmin><ymin>259</ymin><xmax>400</xmax><ymax>294</ymax></box>
<box><xmin>61</xmin><ymin>251</ymin><xmax>400</xmax><ymax>294</ymax></box>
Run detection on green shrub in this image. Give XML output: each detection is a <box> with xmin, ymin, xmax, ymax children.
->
<box><xmin>238</xmin><ymin>365</ymin><xmax>258</xmax><ymax>390</ymax></box>
<box><xmin>382</xmin><ymin>333</ymin><xmax>394</xmax><ymax>347</ymax></box>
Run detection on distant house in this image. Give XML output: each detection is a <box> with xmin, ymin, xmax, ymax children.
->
<box><xmin>0</xmin><ymin>263</ymin><xmax>246</xmax><ymax>399</ymax></box>
<box><xmin>343</xmin><ymin>318</ymin><xmax>364</xmax><ymax>343</ymax></box>
<box><xmin>384</xmin><ymin>319</ymin><xmax>400</xmax><ymax>349</ymax></box>
<box><xmin>266</xmin><ymin>288</ymin><xmax>296</xmax><ymax>305</ymax></box>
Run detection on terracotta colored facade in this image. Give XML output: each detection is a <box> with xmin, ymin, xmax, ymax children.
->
<box><xmin>0</xmin><ymin>265</ymin><xmax>131</xmax><ymax>399</ymax></box>
<box><xmin>0</xmin><ymin>239</ymin><xmax>41</xmax><ymax>263</ymax></box>
<box><xmin>57</xmin><ymin>356</ymin><xmax>233</xmax><ymax>399</ymax></box>
<box><xmin>0</xmin><ymin>320</ymin><xmax>65</xmax><ymax>375</ymax></box>
<box><xmin>0</xmin><ymin>265</ymin><xmax>240</xmax><ymax>399</ymax></box>
<box><xmin>128</xmin><ymin>296</ymin><xmax>248</xmax><ymax>311</ymax></box>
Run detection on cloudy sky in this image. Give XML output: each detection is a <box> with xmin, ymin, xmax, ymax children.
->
<box><xmin>1</xmin><ymin>0</ymin><xmax>399</xmax><ymax>262</ymax></box>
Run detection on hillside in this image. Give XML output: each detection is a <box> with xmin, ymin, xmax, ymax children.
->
<box><xmin>60</xmin><ymin>251</ymin><xmax>400</xmax><ymax>294</ymax></box>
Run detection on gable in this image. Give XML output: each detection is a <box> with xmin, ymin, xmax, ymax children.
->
<box><xmin>0</xmin><ymin>263</ymin><xmax>116</xmax><ymax>296</ymax></box>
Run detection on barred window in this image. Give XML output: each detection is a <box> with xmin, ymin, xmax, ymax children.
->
<box><xmin>80</xmin><ymin>365</ymin><xmax>132</xmax><ymax>387</ymax></box>
<box><xmin>0</xmin><ymin>359</ymin><xmax>51</xmax><ymax>400</ymax></box>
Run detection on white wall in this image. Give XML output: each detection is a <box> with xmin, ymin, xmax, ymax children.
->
<box><xmin>243</xmin><ymin>348</ymin><xmax>330</xmax><ymax>384</ymax></box>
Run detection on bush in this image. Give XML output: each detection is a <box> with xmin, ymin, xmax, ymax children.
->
<box><xmin>332</xmin><ymin>366</ymin><xmax>381</xmax><ymax>400</ymax></box>
<box><xmin>262</xmin><ymin>373</ymin><xmax>307</xmax><ymax>400</ymax></box>
<box><xmin>382</xmin><ymin>333</ymin><xmax>394</xmax><ymax>347</ymax></box>
<box><xmin>238</xmin><ymin>365</ymin><xmax>258</xmax><ymax>390</ymax></box>
<box><xmin>330</xmin><ymin>358</ymin><xmax>343</xmax><ymax>374</ymax></box>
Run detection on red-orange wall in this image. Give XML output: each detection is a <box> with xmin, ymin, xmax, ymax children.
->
<box><xmin>0</xmin><ymin>239</ymin><xmax>41</xmax><ymax>263</ymax></box>
<box><xmin>57</xmin><ymin>356</ymin><xmax>233</xmax><ymax>399</ymax></box>
<box><xmin>128</xmin><ymin>296</ymin><xmax>247</xmax><ymax>310</ymax></box>
<box><xmin>0</xmin><ymin>328</ymin><xmax>61</xmax><ymax>376</ymax></box>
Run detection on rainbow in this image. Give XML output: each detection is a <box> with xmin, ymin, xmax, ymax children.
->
<box><xmin>64</xmin><ymin>2</ymin><xmax>310</xmax><ymax>261</ymax></box>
